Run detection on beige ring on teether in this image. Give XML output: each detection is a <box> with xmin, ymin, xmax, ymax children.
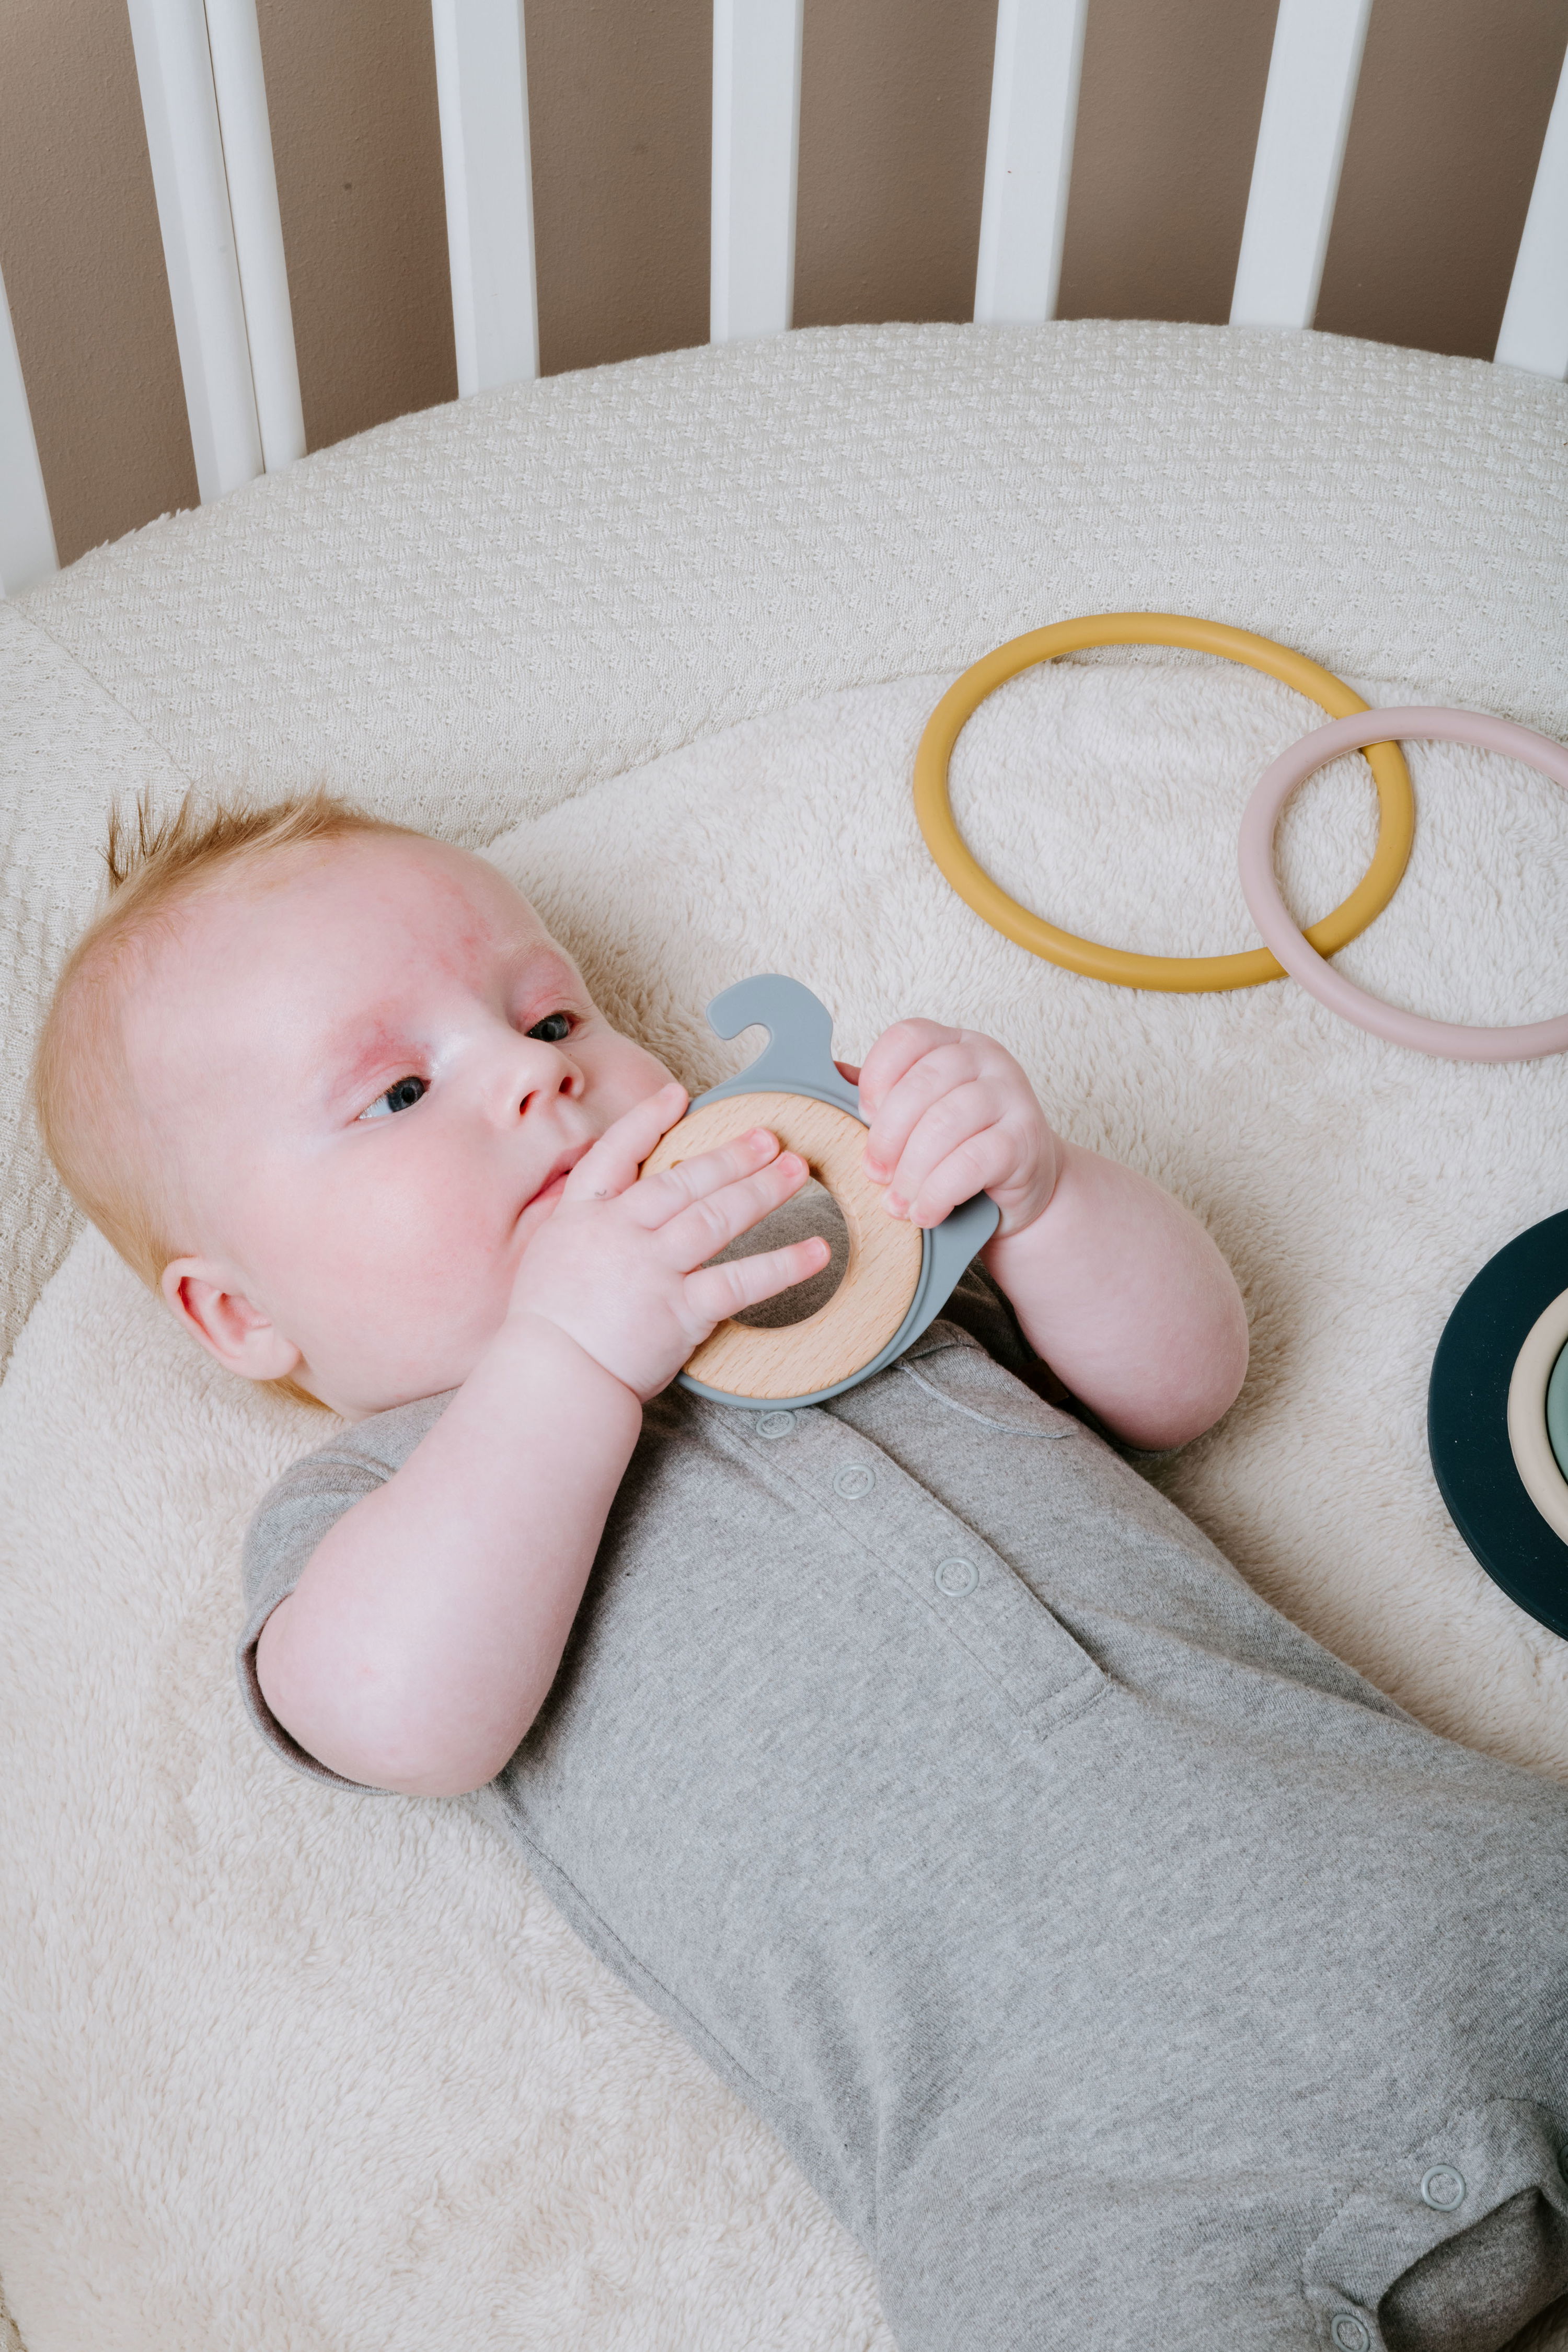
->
<box><xmin>1506</xmin><ymin>1286</ymin><xmax>1568</xmax><ymax>1547</ymax></box>
<box><xmin>641</xmin><ymin>1091</ymin><xmax>924</xmax><ymax>1400</ymax></box>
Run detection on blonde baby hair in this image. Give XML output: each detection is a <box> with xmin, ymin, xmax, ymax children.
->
<box><xmin>33</xmin><ymin>790</ymin><xmax>418</xmax><ymax>1401</ymax></box>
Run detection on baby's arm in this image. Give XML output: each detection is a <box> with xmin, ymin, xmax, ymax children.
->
<box><xmin>255</xmin><ymin>1088</ymin><xmax>827</xmax><ymax>1798</ymax></box>
<box><xmin>852</xmin><ymin>1023</ymin><xmax>1248</xmax><ymax>1451</ymax></box>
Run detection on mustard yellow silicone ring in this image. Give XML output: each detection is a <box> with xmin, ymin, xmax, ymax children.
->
<box><xmin>913</xmin><ymin>612</ymin><xmax>1416</xmax><ymax>993</ymax></box>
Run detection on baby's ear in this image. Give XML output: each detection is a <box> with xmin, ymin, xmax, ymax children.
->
<box><xmin>161</xmin><ymin>1261</ymin><xmax>303</xmax><ymax>1385</ymax></box>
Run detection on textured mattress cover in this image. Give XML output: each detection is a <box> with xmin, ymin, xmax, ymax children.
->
<box><xmin>3</xmin><ymin>321</ymin><xmax>1567</xmax><ymax>2350</ymax></box>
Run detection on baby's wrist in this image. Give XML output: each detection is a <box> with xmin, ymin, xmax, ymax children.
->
<box><xmin>982</xmin><ymin>1129</ymin><xmax>1066</xmax><ymax>1243</ymax></box>
<box><xmin>489</xmin><ymin>1306</ymin><xmax>643</xmax><ymax>1421</ymax></box>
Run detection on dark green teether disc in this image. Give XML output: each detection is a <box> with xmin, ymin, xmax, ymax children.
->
<box><xmin>1428</xmin><ymin>1208</ymin><xmax>1568</xmax><ymax>1639</ymax></box>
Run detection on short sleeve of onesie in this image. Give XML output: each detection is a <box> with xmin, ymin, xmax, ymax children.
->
<box><xmin>238</xmin><ymin>1389</ymin><xmax>452</xmax><ymax>1786</ymax></box>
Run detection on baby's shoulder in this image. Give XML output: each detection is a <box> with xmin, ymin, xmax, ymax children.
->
<box><xmin>242</xmin><ymin>1389</ymin><xmax>454</xmax><ymax>1610</ymax></box>
<box><xmin>260</xmin><ymin>1389</ymin><xmax>454</xmax><ymax>1505</ymax></box>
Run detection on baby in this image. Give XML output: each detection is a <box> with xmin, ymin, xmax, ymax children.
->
<box><xmin>36</xmin><ymin>794</ymin><xmax>1568</xmax><ymax>2350</ymax></box>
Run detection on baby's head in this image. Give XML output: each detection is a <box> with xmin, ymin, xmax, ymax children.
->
<box><xmin>34</xmin><ymin>797</ymin><xmax>674</xmax><ymax>1417</ymax></box>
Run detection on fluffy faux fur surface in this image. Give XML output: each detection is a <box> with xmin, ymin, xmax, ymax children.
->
<box><xmin>4</xmin><ymin>322</ymin><xmax>1567</xmax><ymax>2347</ymax></box>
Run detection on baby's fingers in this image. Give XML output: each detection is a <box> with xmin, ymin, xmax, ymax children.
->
<box><xmin>659</xmin><ymin>1148</ymin><xmax>811</xmax><ymax>1264</ymax></box>
<box><xmin>884</xmin><ymin>1081</ymin><xmax>1012</xmax><ymax>1225</ymax></box>
<box><xmin>862</xmin><ymin>1040</ymin><xmax>988</xmax><ymax>1185</ymax></box>
<box><xmin>903</xmin><ymin>1133</ymin><xmax>1013</xmax><ymax>1229</ymax></box>
<box><xmin>566</xmin><ymin>1083</ymin><xmax>688</xmax><ymax>1202</ymax></box>
<box><xmin>684</xmin><ymin>1236</ymin><xmax>831</xmax><ymax>1327</ymax></box>
<box><xmin>857</xmin><ymin>1019</ymin><xmax>961</xmax><ymax>1124</ymax></box>
<box><xmin>633</xmin><ymin>1126</ymin><xmax>791</xmax><ymax>1230</ymax></box>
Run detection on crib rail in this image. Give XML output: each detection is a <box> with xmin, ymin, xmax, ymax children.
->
<box><xmin>431</xmin><ymin>0</ymin><xmax>539</xmax><ymax>397</ymax></box>
<box><xmin>1229</xmin><ymin>0</ymin><xmax>1373</xmax><ymax>331</ymax></box>
<box><xmin>123</xmin><ymin>0</ymin><xmax>303</xmax><ymax>503</ymax></box>
<box><xmin>711</xmin><ymin>0</ymin><xmax>804</xmax><ymax>344</ymax></box>
<box><xmin>2</xmin><ymin>0</ymin><xmax>1566</xmax><ymax>594</ymax></box>
<box><xmin>973</xmin><ymin>0</ymin><xmax>1089</xmax><ymax>328</ymax></box>
<box><xmin>0</xmin><ymin>260</ymin><xmax>56</xmax><ymax>593</ymax></box>
<box><xmin>1496</xmin><ymin>40</ymin><xmax>1568</xmax><ymax>378</ymax></box>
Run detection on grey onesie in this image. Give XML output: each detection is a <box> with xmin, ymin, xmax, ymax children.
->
<box><xmin>239</xmin><ymin>1266</ymin><xmax>1568</xmax><ymax>2351</ymax></box>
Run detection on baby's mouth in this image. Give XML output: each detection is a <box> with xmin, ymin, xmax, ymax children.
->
<box><xmin>518</xmin><ymin>1138</ymin><xmax>593</xmax><ymax>1220</ymax></box>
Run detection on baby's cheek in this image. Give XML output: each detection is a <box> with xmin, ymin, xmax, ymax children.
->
<box><xmin>314</xmin><ymin>1162</ymin><xmax>509</xmax><ymax>1361</ymax></box>
<box><xmin>592</xmin><ymin>1034</ymin><xmax>677</xmax><ymax>1123</ymax></box>
<box><xmin>369</xmin><ymin>1171</ymin><xmax>501</xmax><ymax>1298</ymax></box>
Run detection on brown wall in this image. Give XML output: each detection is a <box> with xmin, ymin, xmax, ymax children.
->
<box><xmin>2</xmin><ymin>0</ymin><xmax>1563</xmax><ymax>570</ymax></box>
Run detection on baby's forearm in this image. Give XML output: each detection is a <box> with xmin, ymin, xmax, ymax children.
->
<box><xmin>984</xmin><ymin>1142</ymin><xmax>1248</xmax><ymax>1450</ymax></box>
<box><xmin>255</xmin><ymin>1315</ymin><xmax>641</xmax><ymax>1796</ymax></box>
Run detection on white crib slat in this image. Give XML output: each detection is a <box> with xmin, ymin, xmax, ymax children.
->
<box><xmin>0</xmin><ymin>261</ymin><xmax>57</xmax><ymax>595</ymax></box>
<box><xmin>431</xmin><ymin>0</ymin><xmax>539</xmax><ymax>397</ymax></box>
<box><xmin>126</xmin><ymin>0</ymin><xmax>262</xmax><ymax>501</ymax></box>
<box><xmin>1230</xmin><ymin>0</ymin><xmax>1374</xmax><ymax>330</ymax></box>
<box><xmin>1495</xmin><ymin>43</ymin><xmax>1568</xmax><ymax>378</ymax></box>
<box><xmin>974</xmin><ymin>0</ymin><xmax>1090</xmax><ymax>327</ymax></box>
<box><xmin>711</xmin><ymin>0</ymin><xmax>804</xmax><ymax>343</ymax></box>
<box><xmin>204</xmin><ymin>0</ymin><xmax>305</xmax><ymax>468</ymax></box>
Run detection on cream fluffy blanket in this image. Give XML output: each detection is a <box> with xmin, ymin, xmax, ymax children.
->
<box><xmin>3</xmin><ymin>321</ymin><xmax>1567</xmax><ymax>2348</ymax></box>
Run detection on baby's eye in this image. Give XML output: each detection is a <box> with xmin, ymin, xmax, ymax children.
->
<box><xmin>526</xmin><ymin>1011</ymin><xmax>572</xmax><ymax>1043</ymax></box>
<box><xmin>359</xmin><ymin>1075</ymin><xmax>428</xmax><ymax>1121</ymax></box>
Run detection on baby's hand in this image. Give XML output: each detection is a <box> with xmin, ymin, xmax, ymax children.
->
<box><xmin>507</xmin><ymin>1083</ymin><xmax>828</xmax><ymax>1400</ymax></box>
<box><xmin>850</xmin><ymin>1021</ymin><xmax>1060</xmax><ymax>1237</ymax></box>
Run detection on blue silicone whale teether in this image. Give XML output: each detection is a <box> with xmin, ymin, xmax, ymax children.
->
<box><xmin>651</xmin><ymin>974</ymin><xmax>1000</xmax><ymax>1411</ymax></box>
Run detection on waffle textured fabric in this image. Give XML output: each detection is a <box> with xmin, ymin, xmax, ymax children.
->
<box><xmin>3</xmin><ymin>321</ymin><xmax>1568</xmax><ymax>2351</ymax></box>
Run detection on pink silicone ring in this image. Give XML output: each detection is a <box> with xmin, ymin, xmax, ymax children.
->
<box><xmin>1237</xmin><ymin>706</ymin><xmax>1568</xmax><ymax>1063</ymax></box>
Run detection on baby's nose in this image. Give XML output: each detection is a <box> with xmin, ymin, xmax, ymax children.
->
<box><xmin>514</xmin><ymin>1048</ymin><xmax>581</xmax><ymax>1114</ymax></box>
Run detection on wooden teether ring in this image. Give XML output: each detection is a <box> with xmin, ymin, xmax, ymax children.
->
<box><xmin>642</xmin><ymin>1090</ymin><xmax>924</xmax><ymax>1400</ymax></box>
